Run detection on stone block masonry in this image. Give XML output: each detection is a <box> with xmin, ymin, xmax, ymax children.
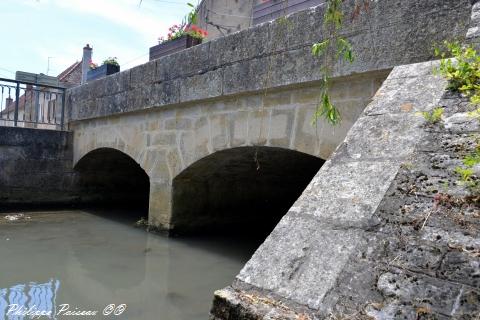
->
<box><xmin>210</xmin><ymin>61</ymin><xmax>480</xmax><ymax>319</ymax></box>
<box><xmin>66</xmin><ymin>0</ymin><xmax>473</xmax><ymax>231</ymax></box>
<box><xmin>0</xmin><ymin>127</ymin><xmax>77</xmax><ymax>208</ymax></box>
<box><xmin>58</xmin><ymin>0</ymin><xmax>480</xmax><ymax>317</ymax></box>
<box><xmin>66</xmin><ymin>0</ymin><xmax>471</xmax><ymax>123</ymax></box>
<box><xmin>70</xmin><ymin>71</ymin><xmax>387</xmax><ymax>230</ymax></box>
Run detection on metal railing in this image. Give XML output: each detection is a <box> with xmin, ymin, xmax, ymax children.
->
<box><xmin>0</xmin><ymin>77</ymin><xmax>66</xmax><ymax>130</ymax></box>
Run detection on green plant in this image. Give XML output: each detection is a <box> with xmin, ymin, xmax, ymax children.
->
<box><xmin>102</xmin><ymin>57</ymin><xmax>119</xmax><ymax>67</ymax></box>
<box><xmin>435</xmin><ymin>41</ymin><xmax>480</xmax><ymax>105</ymax></box>
<box><xmin>157</xmin><ymin>3</ymin><xmax>207</xmax><ymax>44</ymax></box>
<box><xmin>455</xmin><ymin>166</ymin><xmax>474</xmax><ymax>183</ymax></box>
<box><xmin>310</xmin><ymin>0</ymin><xmax>357</xmax><ymax>126</ymax></box>
<box><xmin>417</xmin><ymin>107</ymin><xmax>444</xmax><ymax>124</ymax></box>
<box><xmin>463</xmin><ymin>147</ymin><xmax>480</xmax><ymax>167</ymax></box>
<box><xmin>186</xmin><ymin>2</ymin><xmax>198</xmax><ymax>25</ymax></box>
<box><xmin>455</xmin><ymin>145</ymin><xmax>480</xmax><ymax>189</ymax></box>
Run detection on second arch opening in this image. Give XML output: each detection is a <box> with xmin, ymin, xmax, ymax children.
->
<box><xmin>171</xmin><ymin>147</ymin><xmax>325</xmax><ymax>238</ymax></box>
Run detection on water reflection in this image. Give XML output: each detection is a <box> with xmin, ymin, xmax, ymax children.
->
<box><xmin>0</xmin><ymin>211</ymin><xmax>261</xmax><ymax>320</ymax></box>
<box><xmin>0</xmin><ymin>279</ymin><xmax>59</xmax><ymax>319</ymax></box>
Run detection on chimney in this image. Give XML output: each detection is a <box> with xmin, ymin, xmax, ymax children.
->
<box><xmin>81</xmin><ymin>44</ymin><xmax>93</xmax><ymax>84</ymax></box>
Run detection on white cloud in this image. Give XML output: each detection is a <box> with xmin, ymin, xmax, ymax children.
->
<box><xmin>51</xmin><ymin>0</ymin><xmax>184</xmax><ymax>43</ymax></box>
<box><xmin>4</xmin><ymin>0</ymin><xmax>188</xmax><ymax>75</ymax></box>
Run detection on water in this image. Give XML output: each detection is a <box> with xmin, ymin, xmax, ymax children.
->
<box><xmin>0</xmin><ymin>210</ymin><xmax>261</xmax><ymax>320</ymax></box>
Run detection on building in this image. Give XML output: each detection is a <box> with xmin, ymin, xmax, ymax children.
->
<box><xmin>0</xmin><ymin>45</ymin><xmax>90</xmax><ymax>129</ymax></box>
<box><xmin>196</xmin><ymin>0</ymin><xmax>324</xmax><ymax>41</ymax></box>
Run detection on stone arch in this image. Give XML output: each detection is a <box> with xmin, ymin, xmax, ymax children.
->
<box><xmin>170</xmin><ymin>146</ymin><xmax>325</xmax><ymax>235</ymax></box>
<box><xmin>74</xmin><ymin>147</ymin><xmax>150</xmax><ymax>216</ymax></box>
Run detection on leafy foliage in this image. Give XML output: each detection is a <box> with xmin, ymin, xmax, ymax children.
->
<box><xmin>435</xmin><ymin>42</ymin><xmax>480</xmax><ymax>193</ymax></box>
<box><xmin>417</xmin><ymin>107</ymin><xmax>444</xmax><ymax>125</ymax></box>
<box><xmin>102</xmin><ymin>57</ymin><xmax>119</xmax><ymax>67</ymax></box>
<box><xmin>435</xmin><ymin>41</ymin><xmax>480</xmax><ymax>105</ymax></box>
<box><xmin>311</xmin><ymin>0</ymin><xmax>357</xmax><ymax>126</ymax></box>
<box><xmin>455</xmin><ymin>166</ymin><xmax>475</xmax><ymax>182</ymax></box>
<box><xmin>186</xmin><ymin>2</ymin><xmax>198</xmax><ymax>25</ymax></box>
<box><xmin>455</xmin><ymin>144</ymin><xmax>480</xmax><ymax>190</ymax></box>
<box><xmin>157</xmin><ymin>3</ymin><xmax>207</xmax><ymax>44</ymax></box>
<box><xmin>463</xmin><ymin>147</ymin><xmax>480</xmax><ymax>167</ymax></box>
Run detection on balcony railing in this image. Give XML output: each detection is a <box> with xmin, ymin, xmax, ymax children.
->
<box><xmin>0</xmin><ymin>77</ymin><xmax>66</xmax><ymax>130</ymax></box>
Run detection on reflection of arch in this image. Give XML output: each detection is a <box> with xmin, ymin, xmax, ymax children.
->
<box><xmin>67</xmin><ymin>221</ymin><xmax>147</xmax><ymax>291</ymax></box>
<box><xmin>74</xmin><ymin>148</ymin><xmax>150</xmax><ymax>213</ymax></box>
<box><xmin>172</xmin><ymin>146</ymin><xmax>325</xmax><ymax>234</ymax></box>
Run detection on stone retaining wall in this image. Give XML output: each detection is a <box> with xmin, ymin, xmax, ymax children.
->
<box><xmin>0</xmin><ymin>127</ymin><xmax>76</xmax><ymax>208</ymax></box>
<box><xmin>210</xmin><ymin>60</ymin><xmax>474</xmax><ymax>319</ymax></box>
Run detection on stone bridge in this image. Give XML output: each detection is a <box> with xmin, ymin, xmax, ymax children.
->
<box><xmin>66</xmin><ymin>0</ymin><xmax>471</xmax><ymax>233</ymax></box>
<box><xmin>7</xmin><ymin>0</ymin><xmax>474</xmax><ymax>318</ymax></box>
<box><xmin>69</xmin><ymin>71</ymin><xmax>386</xmax><ymax>232</ymax></box>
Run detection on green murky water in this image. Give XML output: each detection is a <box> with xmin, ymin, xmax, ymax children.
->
<box><xmin>0</xmin><ymin>210</ymin><xmax>259</xmax><ymax>320</ymax></box>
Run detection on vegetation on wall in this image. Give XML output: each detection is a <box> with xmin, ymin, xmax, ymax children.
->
<box><xmin>417</xmin><ymin>107</ymin><xmax>444</xmax><ymax>125</ymax></box>
<box><xmin>435</xmin><ymin>41</ymin><xmax>480</xmax><ymax>194</ymax></box>
<box><xmin>435</xmin><ymin>41</ymin><xmax>480</xmax><ymax>105</ymax></box>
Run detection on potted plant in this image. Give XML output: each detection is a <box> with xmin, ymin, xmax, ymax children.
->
<box><xmin>87</xmin><ymin>57</ymin><xmax>120</xmax><ymax>82</ymax></box>
<box><xmin>149</xmin><ymin>3</ymin><xmax>208</xmax><ymax>61</ymax></box>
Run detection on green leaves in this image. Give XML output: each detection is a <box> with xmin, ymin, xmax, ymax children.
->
<box><xmin>324</xmin><ymin>0</ymin><xmax>344</xmax><ymax>29</ymax></box>
<box><xmin>417</xmin><ymin>107</ymin><xmax>444</xmax><ymax>124</ymax></box>
<box><xmin>312</xmin><ymin>40</ymin><xmax>329</xmax><ymax>57</ymax></box>
<box><xmin>463</xmin><ymin>147</ymin><xmax>480</xmax><ymax>167</ymax></box>
<box><xmin>310</xmin><ymin>0</ymin><xmax>355</xmax><ymax>126</ymax></box>
<box><xmin>455</xmin><ymin>166</ymin><xmax>474</xmax><ymax>182</ymax></box>
<box><xmin>102</xmin><ymin>57</ymin><xmax>119</xmax><ymax>67</ymax></box>
<box><xmin>336</xmin><ymin>38</ymin><xmax>354</xmax><ymax>63</ymax></box>
<box><xmin>311</xmin><ymin>38</ymin><xmax>354</xmax><ymax>63</ymax></box>
<box><xmin>312</xmin><ymin>90</ymin><xmax>341</xmax><ymax>126</ymax></box>
<box><xmin>454</xmin><ymin>144</ymin><xmax>480</xmax><ymax>189</ymax></box>
<box><xmin>435</xmin><ymin>43</ymin><xmax>480</xmax><ymax>194</ymax></box>
<box><xmin>436</xmin><ymin>41</ymin><xmax>480</xmax><ymax>105</ymax></box>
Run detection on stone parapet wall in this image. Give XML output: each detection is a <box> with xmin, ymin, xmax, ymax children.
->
<box><xmin>66</xmin><ymin>0</ymin><xmax>471</xmax><ymax>123</ymax></box>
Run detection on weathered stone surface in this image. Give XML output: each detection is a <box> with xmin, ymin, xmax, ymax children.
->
<box><xmin>211</xmin><ymin>60</ymin><xmax>458</xmax><ymax>319</ymax></box>
<box><xmin>66</xmin><ymin>0</ymin><xmax>471</xmax><ymax>122</ymax></box>
<box><xmin>467</xmin><ymin>1</ymin><xmax>480</xmax><ymax>43</ymax></box>
<box><xmin>0</xmin><ymin>126</ymin><xmax>76</xmax><ymax>206</ymax></box>
<box><xmin>316</xmin><ymin>93</ymin><xmax>480</xmax><ymax>319</ymax></box>
<box><xmin>71</xmin><ymin>72</ymin><xmax>384</xmax><ymax>232</ymax></box>
<box><xmin>180</xmin><ymin>70</ymin><xmax>223</xmax><ymax>102</ymax></box>
<box><xmin>237</xmin><ymin>214</ymin><xmax>363</xmax><ymax>309</ymax></box>
<box><xmin>290</xmin><ymin>160</ymin><xmax>399</xmax><ymax>227</ymax></box>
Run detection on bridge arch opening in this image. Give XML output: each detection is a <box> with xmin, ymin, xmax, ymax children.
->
<box><xmin>74</xmin><ymin>148</ymin><xmax>150</xmax><ymax>222</ymax></box>
<box><xmin>171</xmin><ymin>147</ymin><xmax>324</xmax><ymax>238</ymax></box>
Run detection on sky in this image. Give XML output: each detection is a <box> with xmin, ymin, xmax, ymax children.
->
<box><xmin>0</xmin><ymin>0</ymin><xmax>194</xmax><ymax>79</ymax></box>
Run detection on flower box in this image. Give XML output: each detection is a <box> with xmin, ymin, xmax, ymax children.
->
<box><xmin>86</xmin><ymin>64</ymin><xmax>120</xmax><ymax>82</ymax></box>
<box><xmin>149</xmin><ymin>35</ymin><xmax>202</xmax><ymax>61</ymax></box>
